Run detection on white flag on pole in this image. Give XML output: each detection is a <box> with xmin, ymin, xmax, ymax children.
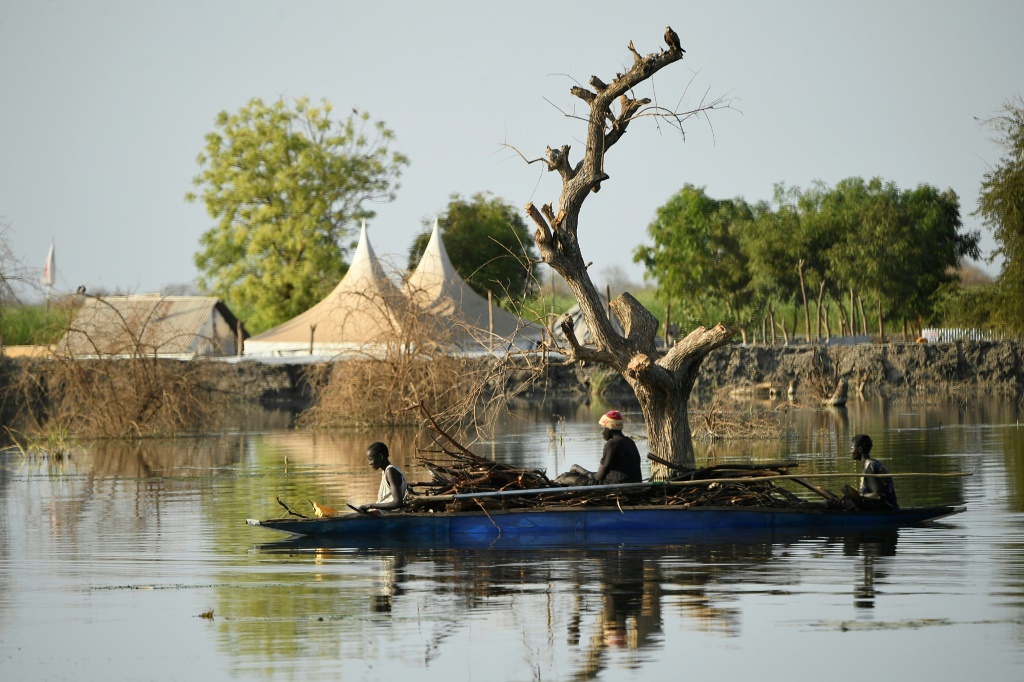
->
<box><xmin>41</xmin><ymin>241</ymin><xmax>55</xmax><ymax>286</ymax></box>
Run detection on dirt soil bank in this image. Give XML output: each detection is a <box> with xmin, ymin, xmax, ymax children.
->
<box><xmin>196</xmin><ymin>339</ymin><xmax>1024</xmax><ymax>406</ymax></box>
<box><xmin>2</xmin><ymin>341</ymin><xmax>1020</xmax><ymax>417</ymax></box>
<box><xmin>557</xmin><ymin>340</ymin><xmax>1024</xmax><ymax>404</ymax></box>
<box><xmin>693</xmin><ymin>340</ymin><xmax>1023</xmax><ymax>399</ymax></box>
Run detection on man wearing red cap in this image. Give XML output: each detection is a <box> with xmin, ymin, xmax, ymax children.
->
<box><xmin>559</xmin><ymin>410</ymin><xmax>643</xmax><ymax>485</ymax></box>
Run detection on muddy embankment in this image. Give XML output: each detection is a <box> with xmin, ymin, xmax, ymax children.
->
<box><xmin>2</xmin><ymin>340</ymin><xmax>1021</xmax><ymax>421</ymax></box>
<box><xmin>691</xmin><ymin>340</ymin><xmax>1023</xmax><ymax>401</ymax></box>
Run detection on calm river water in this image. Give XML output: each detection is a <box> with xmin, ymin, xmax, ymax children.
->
<box><xmin>2</xmin><ymin>396</ymin><xmax>1023</xmax><ymax>681</ymax></box>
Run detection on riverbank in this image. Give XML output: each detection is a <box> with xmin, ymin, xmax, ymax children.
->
<box><xmin>2</xmin><ymin>340</ymin><xmax>1020</xmax><ymax>422</ymax></box>
<box><xmin>694</xmin><ymin>339</ymin><xmax>1024</xmax><ymax>400</ymax></box>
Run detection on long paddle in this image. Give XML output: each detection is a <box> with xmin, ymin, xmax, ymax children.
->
<box><xmin>415</xmin><ymin>471</ymin><xmax>972</xmax><ymax>504</ymax></box>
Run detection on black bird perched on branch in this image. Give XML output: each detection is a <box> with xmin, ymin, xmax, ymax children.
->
<box><xmin>664</xmin><ymin>25</ymin><xmax>683</xmax><ymax>53</ymax></box>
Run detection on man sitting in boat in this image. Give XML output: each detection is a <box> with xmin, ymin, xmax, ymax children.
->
<box><xmin>556</xmin><ymin>410</ymin><xmax>643</xmax><ymax>486</ymax></box>
<box><xmin>844</xmin><ymin>434</ymin><xmax>898</xmax><ymax>509</ymax></box>
<box><xmin>356</xmin><ymin>442</ymin><xmax>410</xmax><ymax>513</ymax></box>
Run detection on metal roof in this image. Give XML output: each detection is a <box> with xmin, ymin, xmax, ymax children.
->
<box><xmin>56</xmin><ymin>295</ymin><xmax>245</xmax><ymax>358</ymax></box>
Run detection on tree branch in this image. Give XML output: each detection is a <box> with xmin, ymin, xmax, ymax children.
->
<box><xmin>559</xmin><ymin>314</ymin><xmax>618</xmax><ymax>365</ymax></box>
<box><xmin>610</xmin><ymin>293</ymin><xmax>659</xmax><ymax>354</ymax></box>
<box><xmin>659</xmin><ymin>323</ymin><xmax>735</xmax><ymax>375</ymax></box>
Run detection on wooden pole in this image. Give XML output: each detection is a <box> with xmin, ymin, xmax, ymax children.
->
<box><xmin>414</xmin><ymin>471</ymin><xmax>972</xmax><ymax>504</ymax></box>
<box><xmin>488</xmin><ymin>290</ymin><xmax>494</xmax><ymax>346</ymax></box>
<box><xmin>666</xmin><ymin>300</ymin><xmax>672</xmax><ymax>347</ymax></box>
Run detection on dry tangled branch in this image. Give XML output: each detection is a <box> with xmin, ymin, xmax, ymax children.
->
<box><xmin>689</xmin><ymin>400</ymin><xmax>793</xmax><ymax>442</ymax></box>
<box><xmin>4</xmin><ymin>295</ymin><xmax>225</xmax><ymax>439</ymax></box>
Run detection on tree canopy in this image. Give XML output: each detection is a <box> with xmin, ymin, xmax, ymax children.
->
<box><xmin>187</xmin><ymin>97</ymin><xmax>408</xmax><ymax>332</ymax></box>
<box><xmin>407</xmin><ymin>193</ymin><xmax>538</xmax><ymax>303</ymax></box>
<box><xmin>636</xmin><ymin>177</ymin><xmax>979</xmax><ymax>340</ymax></box>
<box><xmin>977</xmin><ymin>95</ymin><xmax>1024</xmax><ymax>333</ymax></box>
<box><xmin>634</xmin><ymin>185</ymin><xmax>752</xmax><ymax>329</ymax></box>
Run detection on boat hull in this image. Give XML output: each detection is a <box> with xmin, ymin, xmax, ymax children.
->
<box><xmin>247</xmin><ymin>503</ymin><xmax>964</xmax><ymax>544</ymax></box>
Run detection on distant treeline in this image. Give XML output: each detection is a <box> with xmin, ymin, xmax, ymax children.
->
<box><xmin>632</xmin><ymin>178</ymin><xmax>986</xmax><ymax>343</ymax></box>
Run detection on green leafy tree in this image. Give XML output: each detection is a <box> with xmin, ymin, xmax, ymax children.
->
<box><xmin>634</xmin><ymin>185</ymin><xmax>752</xmax><ymax>333</ymax></box>
<box><xmin>977</xmin><ymin>96</ymin><xmax>1024</xmax><ymax>333</ymax></box>
<box><xmin>899</xmin><ymin>185</ymin><xmax>979</xmax><ymax>328</ymax></box>
<box><xmin>823</xmin><ymin>178</ymin><xmax>978</xmax><ymax>338</ymax></box>
<box><xmin>407</xmin><ymin>193</ymin><xmax>538</xmax><ymax>303</ymax></box>
<box><xmin>188</xmin><ymin>97</ymin><xmax>408</xmax><ymax>332</ymax></box>
<box><xmin>741</xmin><ymin>189</ymin><xmax>808</xmax><ymax>341</ymax></box>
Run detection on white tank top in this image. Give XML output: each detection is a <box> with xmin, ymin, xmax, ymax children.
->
<box><xmin>376</xmin><ymin>464</ymin><xmax>408</xmax><ymax>505</ymax></box>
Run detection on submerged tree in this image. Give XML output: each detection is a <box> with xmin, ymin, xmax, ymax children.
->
<box><xmin>523</xmin><ymin>29</ymin><xmax>734</xmax><ymax>472</ymax></box>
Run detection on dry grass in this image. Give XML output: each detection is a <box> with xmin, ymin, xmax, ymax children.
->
<box><xmin>690</xmin><ymin>400</ymin><xmax>793</xmax><ymax>442</ymax></box>
<box><xmin>8</xmin><ymin>355</ymin><xmax>223</xmax><ymax>439</ymax></box>
<box><xmin>299</xmin><ymin>354</ymin><xmax>494</xmax><ymax>428</ymax></box>
<box><xmin>298</xmin><ymin>279</ymin><xmax>548</xmax><ymax>431</ymax></box>
<box><xmin>3</xmin><ymin>294</ymin><xmax>225</xmax><ymax>440</ymax></box>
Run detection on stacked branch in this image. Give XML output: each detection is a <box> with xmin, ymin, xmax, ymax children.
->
<box><xmin>403</xmin><ymin>413</ymin><xmax>834</xmax><ymax>513</ymax></box>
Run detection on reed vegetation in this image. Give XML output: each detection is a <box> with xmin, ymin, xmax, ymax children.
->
<box><xmin>3</xmin><ymin>296</ymin><xmax>224</xmax><ymax>440</ymax></box>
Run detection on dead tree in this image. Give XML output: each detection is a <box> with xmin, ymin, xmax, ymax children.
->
<box><xmin>523</xmin><ymin>29</ymin><xmax>734</xmax><ymax>474</ymax></box>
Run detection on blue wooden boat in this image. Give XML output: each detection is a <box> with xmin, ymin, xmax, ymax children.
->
<box><xmin>247</xmin><ymin>485</ymin><xmax>964</xmax><ymax>543</ymax></box>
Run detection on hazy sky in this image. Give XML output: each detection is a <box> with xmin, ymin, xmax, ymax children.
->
<box><xmin>1</xmin><ymin>0</ymin><xmax>1020</xmax><ymax>299</ymax></box>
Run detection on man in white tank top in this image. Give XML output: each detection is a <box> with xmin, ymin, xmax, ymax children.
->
<box><xmin>356</xmin><ymin>442</ymin><xmax>409</xmax><ymax>513</ymax></box>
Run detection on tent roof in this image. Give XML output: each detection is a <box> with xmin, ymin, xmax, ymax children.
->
<box><xmin>56</xmin><ymin>295</ymin><xmax>244</xmax><ymax>357</ymax></box>
<box><xmin>246</xmin><ymin>223</ymin><xmax>405</xmax><ymax>350</ymax></box>
<box><xmin>405</xmin><ymin>220</ymin><xmax>542</xmax><ymax>348</ymax></box>
<box><xmin>555</xmin><ymin>293</ymin><xmax>625</xmax><ymax>346</ymax></box>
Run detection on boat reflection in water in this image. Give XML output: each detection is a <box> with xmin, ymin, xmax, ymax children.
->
<box><xmin>250</xmin><ymin>524</ymin><xmax>912</xmax><ymax>677</ymax></box>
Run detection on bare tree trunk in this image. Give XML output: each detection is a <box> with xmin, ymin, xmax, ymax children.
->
<box><xmin>776</xmin><ymin>319</ymin><xmax>790</xmax><ymax>345</ymax></box>
<box><xmin>823</xmin><ymin>299</ymin><xmax>832</xmax><ymax>342</ymax></box>
<box><xmin>857</xmin><ymin>295</ymin><xmax>868</xmax><ymax>337</ymax></box>
<box><xmin>523</xmin><ymin>30</ymin><xmax>733</xmax><ymax>472</ymax></box>
<box><xmin>877</xmin><ymin>296</ymin><xmax>885</xmax><ymax>341</ymax></box>
<box><xmin>815</xmin><ymin>279</ymin><xmax>826</xmax><ymax>341</ymax></box>
<box><xmin>849</xmin><ymin>286</ymin><xmax>856</xmax><ymax>335</ymax></box>
<box><xmin>798</xmin><ymin>259</ymin><xmax>811</xmax><ymax>342</ymax></box>
<box><xmin>665</xmin><ymin>301</ymin><xmax>672</xmax><ymax>347</ymax></box>
<box><xmin>768</xmin><ymin>304</ymin><xmax>777</xmax><ymax>345</ymax></box>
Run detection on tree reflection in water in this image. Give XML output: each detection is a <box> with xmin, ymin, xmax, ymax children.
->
<box><xmin>250</xmin><ymin>534</ymin><xmax>817</xmax><ymax>678</ymax></box>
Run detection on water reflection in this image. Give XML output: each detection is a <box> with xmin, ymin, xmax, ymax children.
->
<box><xmin>842</xmin><ymin>530</ymin><xmax>899</xmax><ymax>609</ymax></box>
<box><xmin>246</xmin><ymin>531</ymin><xmax>905</xmax><ymax>678</ymax></box>
<box><xmin>2</xmin><ymin>396</ymin><xmax>1024</xmax><ymax>680</ymax></box>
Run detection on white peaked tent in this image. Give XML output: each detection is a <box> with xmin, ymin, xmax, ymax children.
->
<box><xmin>243</xmin><ymin>223</ymin><xmax>405</xmax><ymax>358</ymax></box>
<box><xmin>405</xmin><ymin>219</ymin><xmax>543</xmax><ymax>352</ymax></box>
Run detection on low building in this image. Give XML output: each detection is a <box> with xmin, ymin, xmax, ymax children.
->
<box><xmin>56</xmin><ymin>295</ymin><xmax>246</xmax><ymax>359</ymax></box>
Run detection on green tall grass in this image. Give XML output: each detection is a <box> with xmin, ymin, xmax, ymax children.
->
<box><xmin>0</xmin><ymin>303</ymin><xmax>77</xmax><ymax>346</ymax></box>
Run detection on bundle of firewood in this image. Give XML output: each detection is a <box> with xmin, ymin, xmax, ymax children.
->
<box><xmin>412</xmin><ymin>448</ymin><xmax>556</xmax><ymax>497</ymax></box>
<box><xmin>406</xmin><ymin>405</ymin><xmax>831</xmax><ymax>512</ymax></box>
